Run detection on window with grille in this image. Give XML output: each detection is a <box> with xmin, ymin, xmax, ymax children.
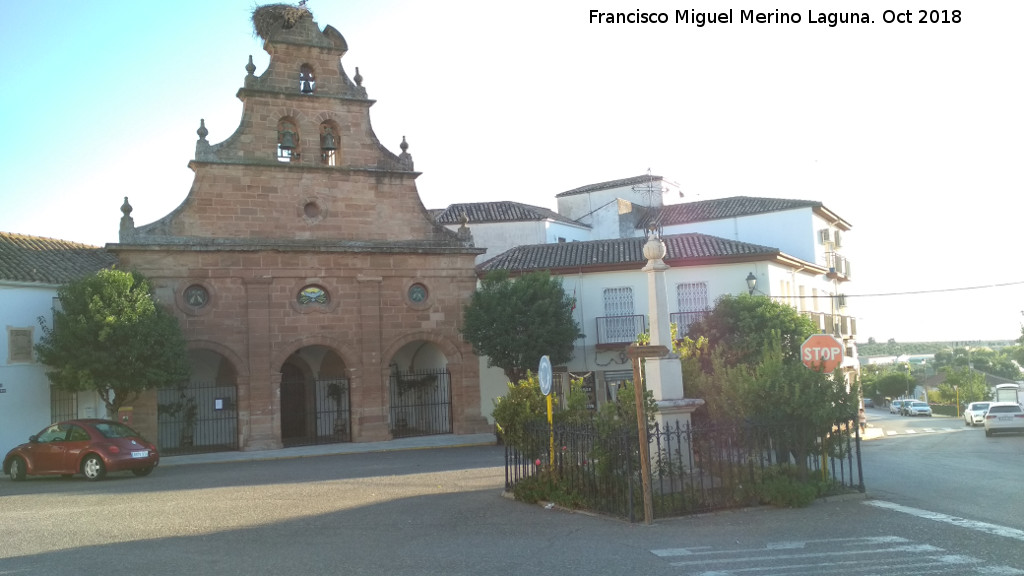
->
<box><xmin>675</xmin><ymin>282</ymin><xmax>709</xmax><ymax>334</ymax></box>
<box><xmin>603</xmin><ymin>287</ymin><xmax>635</xmax><ymax>341</ymax></box>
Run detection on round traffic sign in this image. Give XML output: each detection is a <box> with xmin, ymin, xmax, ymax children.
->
<box><xmin>800</xmin><ymin>334</ymin><xmax>844</xmax><ymax>372</ymax></box>
<box><xmin>538</xmin><ymin>356</ymin><xmax>552</xmax><ymax>396</ymax></box>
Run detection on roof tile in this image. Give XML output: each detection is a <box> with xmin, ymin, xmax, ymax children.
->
<box><xmin>0</xmin><ymin>232</ymin><xmax>117</xmax><ymax>285</ymax></box>
<box><xmin>477</xmin><ymin>232</ymin><xmax>778</xmax><ymax>273</ymax></box>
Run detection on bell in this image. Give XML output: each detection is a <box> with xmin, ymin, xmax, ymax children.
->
<box><xmin>279</xmin><ymin>130</ymin><xmax>296</xmax><ymax>151</ymax></box>
<box><xmin>322</xmin><ymin>131</ymin><xmax>336</xmax><ymax>151</ymax></box>
<box><xmin>301</xmin><ymin>80</ymin><xmax>313</xmax><ymax>94</ymax></box>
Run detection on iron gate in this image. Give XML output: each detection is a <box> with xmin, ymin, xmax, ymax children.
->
<box><xmin>279</xmin><ymin>377</ymin><xmax>351</xmax><ymax>447</ymax></box>
<box><xmin>158</xmin><ymin>381</ymin><xmax>238</xmax><ymax>455</ymax></box>
<box><xmin>313</xmin><ymin>377</ymin><xmax>350</xmax><ymax>444</ymax></box>
<box><xmin>389</xmin><ymin>368</ymin><xmax>452</xmax><ymax>438</ymax></box>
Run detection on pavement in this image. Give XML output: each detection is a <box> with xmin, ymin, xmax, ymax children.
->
<box><xmin>159</xmin><ymin>432</ymin><xmax>498</xmax><ymax>467</ymax></box>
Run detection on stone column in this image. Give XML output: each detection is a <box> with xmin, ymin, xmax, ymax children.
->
<box><xmin>641</xmin><ymin>235</ymin><xmax>704</xmax><ymax>430</ymax></box>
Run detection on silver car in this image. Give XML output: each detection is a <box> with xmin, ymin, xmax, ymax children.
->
<box><xmin>905</xmin><ymin>401</ymin><xmax>932</xmax><ymax>417</ymax></box>
<box><xmin>963</xmin><ymin>402</ymin><xmax>991</xmax><ymax>427</ymax></box>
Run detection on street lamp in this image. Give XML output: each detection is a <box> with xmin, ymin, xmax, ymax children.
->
<box><xmin>745</xmin><ymin>272</ymin><xmax>757</xmax><ymax>295</ymax></box>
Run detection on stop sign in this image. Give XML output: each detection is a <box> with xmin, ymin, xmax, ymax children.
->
<box><xmin>801</xmin><ymin>334</ymin><xmax>844</xmax><ymax>372</ymax></box>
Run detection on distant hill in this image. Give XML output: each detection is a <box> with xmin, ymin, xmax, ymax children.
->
<box><xmin>855</xmin><ymin>340</ymin><xmax>1016</xmax><ymax>357</ymax></box>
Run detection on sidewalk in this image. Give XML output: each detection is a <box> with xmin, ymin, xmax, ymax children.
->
<box><xmin>160</xmin><ymin>433</ymin><xmax>498</xmax><ymax>467</ymax></box>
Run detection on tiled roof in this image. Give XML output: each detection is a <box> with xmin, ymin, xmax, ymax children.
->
<box><xmin>434</xmin><ymin>201</ymin><xmax>585</xmax><ymax>227</ymax></box>
<box><xmin>639</xmin><ymin>196</ymin><xmax>823</xmax><ymax>227</ymax></box>
<box><xmin>555</xmin><ymin>175</ymin><xmax>662</xmax><ymax>198</ymax></box>
<box><xmin>0</xmin><ymin>232</ymin><xmax>117</xmax><ymax>285</ymax></box>
<box><xmin>477</xmin><ymin>232</ymin><xmax>779</xmax><ymax>274</ymax></box>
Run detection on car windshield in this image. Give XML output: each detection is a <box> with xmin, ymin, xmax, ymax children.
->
<box><xmin>912</xmin><ymin>402</ymin><xmax>928</xmax><ymax>407</ymax></box>
<box><xmin>93</xmin><ymin>421</ymin><xmax>142</xmax><ymax>439</ymax></box>
<box><xmin>972</xmin><ymin>404</ymin><xmax>989</xmax><ymax>411</ymax></box>
<box><xmin>989</xmin><ymin>405</ymin><xmax>1022</xmax><ymax>414</ymax></box>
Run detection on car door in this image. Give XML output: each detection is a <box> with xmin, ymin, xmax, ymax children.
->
<box><xmin>61</xmin><ymin>425</ymin><xmax>92</xmax><ymax>473</ymax></box>
<box><xmin>30</xmin><ymin>424</ymin><xmax>69</xmax><ymax>474</ymax></box>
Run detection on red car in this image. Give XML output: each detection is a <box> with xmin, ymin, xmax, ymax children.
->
<box><xmin>4</xmin><ymin>419</ymin><xmax>159</xmax><ymax>481</ymax></box>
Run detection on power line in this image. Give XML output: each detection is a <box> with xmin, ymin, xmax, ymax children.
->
<box><xmin>840</xmin><ymin>280</ymin><xmax>1024</xmax><ymax>299</ymax></box>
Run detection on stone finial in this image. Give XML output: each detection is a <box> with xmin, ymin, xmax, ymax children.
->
<box><xmin>354</xmin><ymin>67</ymin><xmax>363</xmax><ymax>87</ymax></box>
<box><xmin>398</xmin><ymin>136</ymin><xmax>413</xmax><ymax>169</ymax></box>
<box><xmin>456</xmin><ymin>209</ymin><xmax>473</xmax><ymax>244</ymax></box>
<box><xmin>119</xmin><ymin>197</ymin><xmax>135</xmax><ymax>242</ymax></box>
<box><xmin>245</xmin><ymin>55</ymin><xmax>256</xmax><ymax>77</ymax></box>
<box><xmin>196</xmin><ymin>119</ymin><xmax>212</xmax><ymax>160</ymax></box>
<box><xmin>641</xmin><ymin>235</ymin><xmax>669</xmax><ymax>272</ymax></box>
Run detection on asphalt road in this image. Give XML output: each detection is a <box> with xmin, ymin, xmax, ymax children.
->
<box><xmin>3</xmin><ymin>424</ymin><xmax>1023</xmax><ymax>575</ymax></box>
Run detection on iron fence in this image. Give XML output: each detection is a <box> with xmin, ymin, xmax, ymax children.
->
<box><xmin>50</xmin><ymin>385</ymin><xmax>77</xmax><ymax>423</ymax></box>
<box><xmin>505</xmin><ymin>418</ymin><xmax>863</xmax><ymax>522</ymax></box>
<box><xmin>157</xmin><ymin>382</ymin><xmax>239</xmax><ymax>455</ymax></box>
<box><xmin>389</xmin><ymin>368</ymin><xmax>452</xmax><ymax>438</ymax></box>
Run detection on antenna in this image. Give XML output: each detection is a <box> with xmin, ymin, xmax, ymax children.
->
<box><xmin>632</xmin><ymin>169</ymin><xmax>666</xmax><ymax>238</ymax></box>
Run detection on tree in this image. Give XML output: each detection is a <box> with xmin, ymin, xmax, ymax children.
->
<box><xmin>35</xmin><ymin>268</ymin><xmax>191</xmax><ymax>417</ymax></box>
<box><xmin>873</xmin><ymin>372</ymin><xmax>917</xmax><ymax>400</ymax></box>
<box><xmin>937</xmin><ymin>367</ymin><xmax>989</xmax><ymax>405</ymax></box>
<box><xmin>461</xmin><ymin>270</ymin><xmax>581</xmax><ymax>382</ymax></box>
<box><xmin>686</xmin><ymin>293</ymin><xmax>817</xmax><ymax>369</ymax></box>
<box><xmin>682</xmin><ymin>295</ymin><xmax>856</xmax><ymax>435</ymax></box>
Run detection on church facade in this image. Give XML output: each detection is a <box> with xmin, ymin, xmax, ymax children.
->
<box><xmin>110</xmin><ymin>5</ymin><xmax>488</xmax><ymax>451</ymax></box>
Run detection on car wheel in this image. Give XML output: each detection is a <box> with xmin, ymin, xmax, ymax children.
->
<box><xmin>131</xmin><ymin>466</ymin><xmax>154</xmax><ymax>477</ymax></box>
<box><xmin>8</xmin><ymin>457</ymin><xmax>26</xmax><ymax>481</ymax></box>
<box><xmin>81</xmin><ymin>454</ymin><xmax>106</xmax><ymax>481</ymax></box>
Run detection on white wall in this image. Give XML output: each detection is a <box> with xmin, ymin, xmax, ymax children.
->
<box><xmin>0</xmin><ymin>284</ymin><xmax>58</xmax><ymax>454</ymax></box>
<box><xmin>662</xmin><ymin>207</ymin><xmax>821</xmax><ymax>264</ymax></box>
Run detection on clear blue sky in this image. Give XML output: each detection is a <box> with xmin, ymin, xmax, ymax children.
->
<box><xmin>2</xmin><ymin>1</ymin><xmax>1022</xmax><ymax>344</ymax></box>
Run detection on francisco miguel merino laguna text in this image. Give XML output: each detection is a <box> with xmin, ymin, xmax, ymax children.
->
<box><xmin>589</xmin><ymin>9</ymin><xmax>875</xmax><ymax>27</ymax></box>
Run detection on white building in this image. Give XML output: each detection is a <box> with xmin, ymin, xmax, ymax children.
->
<box><xmin>0</xmin><ymin>232</ymin><xmax>114</xmax><ymax>454</ymax></box>
<box><xmin>435</xmin><ymin>175</ymin><xmax>857</xmax><ymax>420</ymax></box>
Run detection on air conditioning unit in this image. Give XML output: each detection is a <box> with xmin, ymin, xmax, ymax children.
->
<box><xmin>818</xmin><ymin>229</ymin><xmax>832</xmax><ymax>244</ymax></box>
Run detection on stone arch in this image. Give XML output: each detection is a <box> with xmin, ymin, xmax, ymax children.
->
<box><xmin>275</xmin><ymin>337</ymin><xmax>354</xmax><ymax>446</ymax></box>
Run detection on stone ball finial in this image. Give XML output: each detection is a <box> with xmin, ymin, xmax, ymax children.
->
<box><xmin>197</xmin><ymin>119</ymin><xmax>209</xmax><ymax>141</ymax></box>
<box><xmin>354</xmin><ymin>67</ymin><xmax>363</xmax><ymax>87</ymax></box>
<box><xmin>245</xmin><ymin>55</ymin><xmax>256</xmax><ymax>76</ymax></box>
<box><xmin>400</xmin><ymin>135</ymin><xmax>409</xmax><ymax>153</ymax></box>
<box><xmin>120</xmin><ymin>196</ymin><xmax>133</xmax><ymax>217</ymax></box>
<box><xmin>643</xmin><ymin>235</ymin><xmax>667</xmax><ymax>262</ymax></box>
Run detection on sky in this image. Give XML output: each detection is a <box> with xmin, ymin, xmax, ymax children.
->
<box><xmin>2</xmin><ymin>1</ymin><xmax>1022</xmax><ymax>344</ymax></box>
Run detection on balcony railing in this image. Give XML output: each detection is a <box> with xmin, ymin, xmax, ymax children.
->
<box><xmin>801</xmin><ymin>311</ymin><xmax>857</xmax><ymax>340</ymax></box>
<box><xmin>595</xmin><ymin>315</ymin><xmax>646</xmax><ymax>348</ymax></box>
<box><xmin>670</xmin><ymin>310</ymin><xmax>711</xmax><ymax>336</ymax></box>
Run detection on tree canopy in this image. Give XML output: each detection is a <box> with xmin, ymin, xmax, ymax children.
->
<box><xmin>35</xmin><ymin>268</ymin><xmax>191</xmax><ymax>416</ymax></box>
<box><xmin>686</xmin><ymin>293</ymin><xmax>817</xmax><ymax>369</ymax></box>
<box><xmin>461</xmin><ymin>270</ymin><xmax>581</xmax><ymax>382</ymax></box>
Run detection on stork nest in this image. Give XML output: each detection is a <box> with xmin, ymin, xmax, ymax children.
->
<box><xmin>252</xmin><ymin>3</ymin><xmax>312</xmax><ymax>40</ymax></box>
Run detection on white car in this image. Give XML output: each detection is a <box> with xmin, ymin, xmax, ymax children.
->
<box><xmin>904</xmin><ymin>401</ymin><xmax>932</xmax><ymax>417</ymax></box>
<box><xmin>963</xmin><ymin>402</ymin><xmax>991</xmax><ymax>427</ymax></box>
<box><xmin>983</xmin><ymin>402</ymin><xmax>1024</xmax><ymax>437</ymax></box>
<box><xmin>889</xmin><ymin>400</ymin><xmax>904</xmax><ymax>414</ymax></box>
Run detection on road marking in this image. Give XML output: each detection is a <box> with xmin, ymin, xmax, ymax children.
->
<box><xmin>867</xmin><ymin>500</ymin><xmax>1024</xmax><ymax>542</ymax></box>
<box><xmin>651</xmin><ymin>535</ymin><xmax>1024</xmax><ymax>574</ymax></box>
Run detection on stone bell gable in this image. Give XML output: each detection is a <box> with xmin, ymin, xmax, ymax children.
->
<box><xmin>109</xmin><ymin>4</ymin><xmax>487</xmax><ymax>452</ymax></box>
<box><xmin>120</xmin><ymin>3</ymin><xmax>457</xmax><ymax>246</ymax></box>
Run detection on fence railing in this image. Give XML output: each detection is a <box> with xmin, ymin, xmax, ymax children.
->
<box><xmin>595</xmin><ymin>315</ymin><xmax>647</xmax><ymax>347</ymax></box>
<box><xmin>505</xmin><ymin>419</ymin><xmax>863</xmax><ymax>522</ymax></box>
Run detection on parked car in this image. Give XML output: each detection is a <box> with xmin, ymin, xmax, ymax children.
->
<box><xmin>984</xmin><ymin>402</ymin><xmax>1024</xmax><ymax>437</ymax></box>
<box><xmin>863</xmin><ymin>398</ymin><xmax>875</xmax><ymax>408</ymax></box>
<box><xmin>904</xmin><ymin>401</ymin><xmax>933</xmax><ymax>417</ymax></box>
<box><xmin>3</xmin><ymin>419</ymin><xmax>159</xmax><ymax>481</ymax></box>
<box><xmin>963</xmin><ymin>402</ymin><xmax>991</xmax><ymax>427</ymax></box>
<box><xmin>889</xmin><ymin>400</ymin><xmax>904</xmax><ymax>414</ymax></box>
